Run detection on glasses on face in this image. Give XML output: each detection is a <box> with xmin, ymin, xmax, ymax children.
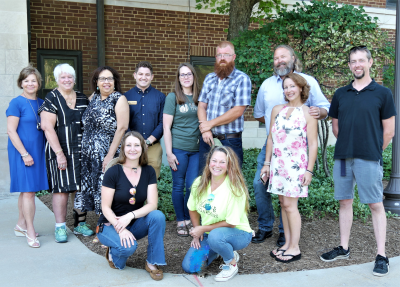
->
<box><xmin>216</xmin><ymin>54</ymin><xmax>234</xmax><ymax>59</ymax></box>
<box><xmin>98</xmin><ymin>77</ymin><xmax>114</xmax><ymax>82</ymax></box>
<box><xmin>179</xmin><ymin>72</ymin><xmax>193</xmax><ymax>78</ymax></box>
<box><xmin>128</xmin><ymin>186</ymin><xmax>136</xmax><ymax>205</ymax></box>
<box><xmin>203</xmin><ymin>193</ymin><xmax>215</xmax><ymax>211</ymax></box>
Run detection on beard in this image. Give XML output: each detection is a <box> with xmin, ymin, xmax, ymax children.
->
<box><xmin>353</xmin><ymin>70</ymin><xmax>365</xmax><ymax>80</ymax></box>
<box><xmin>214</xmin><ymin>60</ymin><xmax>235</xmax><ymax>79</ymax></box>
<box><xmin>274</xmin><ymin>59</ymin><xmax>294</xmax><ymax>76</ymax></box>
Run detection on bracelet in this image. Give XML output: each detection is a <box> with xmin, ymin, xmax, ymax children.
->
<box><xmin>21</xmin><ymin>152</ymin><xmax>29</xmax><ymax>158</ymax></box>
<box><xmin>306</xmin><ymin>169</ymin><xmax>314</xmax><ymax>176</ymax></box>
<box><xmin>55</xmin><ymin>149</ymin><xmax>63</xmax><ymax>155</ymax></box>
<box><xmin>263</xmin><ymin>161</ymin><xmax>271</xmax><ymax>166</ymax></box>
<box><xmin>131</xmin><ymin>211</ymin><xmax>136</xmax><ymax>219</ymax></box>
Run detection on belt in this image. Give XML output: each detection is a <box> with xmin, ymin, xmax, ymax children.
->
<box><xmin>213</xmin><ymin>132</ymin><xmax>242</xmax><ymax>141</ymax></box>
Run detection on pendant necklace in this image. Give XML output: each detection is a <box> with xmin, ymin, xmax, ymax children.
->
<box><xmin>23</xmin><ymin>92</ymin><xmax>41</xmax><ymax>131</ymax></box>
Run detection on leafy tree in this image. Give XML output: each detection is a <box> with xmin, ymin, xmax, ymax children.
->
<box><xmin>231</xmin><ymin>0</ymin><xmax>394</xmax><ymax>176</ymax></box>
<box><xmin>195</xmin><ymin>0</ymin><xmax>283</xmax><ymax>40</ymax></box>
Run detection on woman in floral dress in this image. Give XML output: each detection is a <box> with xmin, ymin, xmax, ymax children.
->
<box><xmin>260</xmin><ymin>73</ymin><xmax>318</xmax><ymax>263</ymax></box>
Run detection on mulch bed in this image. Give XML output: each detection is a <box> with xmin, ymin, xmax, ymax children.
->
<box><xmin>38</xmin><ymin>183</ymin><xmax>400</xmax><ymax>275</ymax></box>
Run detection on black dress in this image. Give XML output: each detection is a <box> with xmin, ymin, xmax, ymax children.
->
<box><xmin>78</xmin><ymin>92</ymin><xmax>123</xmax><ymax>214</ymax></box>
<box><xmin>38</xmin><ymin>89</ymin><xmax>88</xmax><ymax>193</ymax></box>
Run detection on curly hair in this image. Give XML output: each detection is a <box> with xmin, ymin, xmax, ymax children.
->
<box><xmin>282</xmin><ymin>73</ymin><xmax>310</xmax><ymax>103</ymax></box>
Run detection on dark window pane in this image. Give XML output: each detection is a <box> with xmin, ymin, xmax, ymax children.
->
<box><xmin>387</xmin><ymin>0</ymin><xmax>396</xmax><ymax>8</ymax></box>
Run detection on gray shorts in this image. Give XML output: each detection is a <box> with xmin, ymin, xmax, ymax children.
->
<box><xmin>333</xmin><ymin>158</ymin><xmax>383</xmax><ymax>204</ymax></box>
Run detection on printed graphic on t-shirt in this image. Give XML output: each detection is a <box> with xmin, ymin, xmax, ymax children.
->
<box><xmin>198</xmin><ymin>199</ymin><xmax>218</xmax><ymax>218</ymax></box>
<box><xmin>179</xmin><ymin>102</ymin><xmax>197</xmax><ymax>113</ymax></box>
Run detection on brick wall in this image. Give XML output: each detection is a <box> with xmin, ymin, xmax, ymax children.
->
<box><xmin>334</xmin><ymin>0</ymin><xmax>386</xmax><ymax>8</ymax></box>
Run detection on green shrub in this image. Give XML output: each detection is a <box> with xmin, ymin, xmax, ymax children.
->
<box><xmin>158</xmin><ymin>143</ymin><xmax>393</xmax><ymax>221</ymax></box>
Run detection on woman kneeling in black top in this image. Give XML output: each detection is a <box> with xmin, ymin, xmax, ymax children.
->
<box><xmin>97</xmin><ymin>131</ymin><xmax>166</xmax><ymax>280</ymax></box>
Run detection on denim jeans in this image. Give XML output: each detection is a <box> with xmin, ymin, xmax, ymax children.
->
<box><xmin>97</xmin><ymin>210</ymin><xmax>166</xmax><ymax>270</ymax></box>
<box><xmin>198</xmin><ymin>136</ymin><xmax>243</xmax><ymax>176</ymax></box>
<box><xmin>171</xmin><ymin>148</ymin><xmax>199</xmax><ymax>221</ymax></box>
<box><xmin>182</xmin><ymin>227</ymin><xmax>252</xmax><ymax>273</ymax></box>
<box><xmin>253</xmin><ymin>141</ymin><xmax>284</xmax><ymax>233</ymax></box>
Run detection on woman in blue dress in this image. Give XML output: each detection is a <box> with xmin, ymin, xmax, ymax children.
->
<box><xmin>6</xmin><ymin>65</ymin><xmax>48</xmax><ymax>248</ymax></box>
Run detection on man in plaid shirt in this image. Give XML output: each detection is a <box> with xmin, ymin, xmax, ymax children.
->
<box><xmin>197</xmin><ymin>41</ymin><xmax>251</xmax><ymax>172</ymax></box>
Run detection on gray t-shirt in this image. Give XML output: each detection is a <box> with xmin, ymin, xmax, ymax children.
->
<box><xmin>163</xmin><ymin>92</ymin><xmax>200</xmax><ymax>152</ymax></box>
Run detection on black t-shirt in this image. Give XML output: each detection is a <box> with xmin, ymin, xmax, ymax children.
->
<box><xmin>329</xmin><ymin>80</ymin><xmax>397</xmax><ymax>163</ymax></box>
<box><xmin>98</xmin><ymin>164</ymin><xmax>157</xmax><ymax>227</ymax></box>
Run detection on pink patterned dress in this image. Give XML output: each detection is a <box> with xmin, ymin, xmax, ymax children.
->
<box><xmin>267</xmin><ymin>105</ymin><xmax>308</xmax><ymax>198</ymax></box>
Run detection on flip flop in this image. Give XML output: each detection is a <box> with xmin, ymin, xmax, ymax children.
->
<box><xmin>270</xmin><ymin>248</ymin><xmax>286</xmax><ymax>259</ymax></box>
<box><xmin>275</xmin><ymin>253</ymin><xmax>301</xmax><ymax>263</ymax></box>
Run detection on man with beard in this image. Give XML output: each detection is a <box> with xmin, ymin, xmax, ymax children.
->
<box><xmin>320</xmin><ymin>46</ymin><xmax>395</xmax><ymax>276</ymax></box>
<box><xmin>251</xmin><ymin>45</ymin><xmax>330</xmax><ymax>246</ymax></box>
<box><xmin>197</xmin><ymin>41</ymin><xmax>251</xmax><ymax>172</ymax></box>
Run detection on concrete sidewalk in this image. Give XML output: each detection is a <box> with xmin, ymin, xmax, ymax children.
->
<box><xmin>1</xmin><ymin>194</ymin><xmax>398</xmax><ymax>287</ymax></box>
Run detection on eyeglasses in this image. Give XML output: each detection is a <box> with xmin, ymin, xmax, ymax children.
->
<box><xmin>216</xmin><ymin>54</ymin><xmax>234</xmax><ymax>59</ymax></box>
<box><xmin>203</xmin><ymin>193</ymin><xmax>215</xmax><ymax>211</ymax></box>
<box><xmin>98</xmin><ymin>77</ymin><xmax>114</xmax><ymax>82</ymax></box>
<box><xmin>128</xmin><ymin>186</ymin><xmax>136</xmax><ymax>205</ymax></box>
<box><xmin>179</xmin><ymin>72</ymin><xmax>193</xmax><ymax>78</ymax></box>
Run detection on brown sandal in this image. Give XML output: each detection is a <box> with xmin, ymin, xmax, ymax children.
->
<box><xmin>186</xmin><ymin>221</ymin><xmax>194</xmax><ymax>234</ymax></box>
<box><xmin>145</xmin><ymin>262</ymin><xmax>163</xmax><ymax>281</ymax></box>
<box><xmin>177</xmin><ymin>224</ymin><xmax>189</xmax><ymax>237</ymax></box>
<box><xmin>105</xmin><ymin>247</ymin><xmax>117</xmax><ymax>269</ymax></box>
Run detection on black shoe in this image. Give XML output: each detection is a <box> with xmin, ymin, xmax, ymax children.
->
<box><xmin>373</xmin><ymin>254</ymin><xmax>389</xmax><ymax>277</ymax></box>
<box><xmin>251</xmin><ymin>229</ymin><xmax>272</xmax><ymax>243</ymax></box>
<box><xmin>276</xmin><ymin>232</ymin><xmax>285</xmax><ymax>247</ymax></box>
<box><xmin>320</xmin><ymin>246</ymin><xmax>350</xmax><ymax>262</ymax></box>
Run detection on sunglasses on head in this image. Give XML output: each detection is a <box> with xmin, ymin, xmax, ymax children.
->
<box><xmin>350</xmin><ymin>45</ymin><xmax>367</xmax><ymax>52</ymax></box>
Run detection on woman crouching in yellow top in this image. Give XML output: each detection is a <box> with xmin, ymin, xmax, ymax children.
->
<box><xmin>181</xmin><ymin>146</ymin><xmax>252</xmax><ymax>282</ymax></box>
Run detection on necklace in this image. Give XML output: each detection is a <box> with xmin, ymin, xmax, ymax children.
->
<box><xmin>22</xmin><ymin>93</ymin><xmax>41</xmax><ymax>131</ymax></box>
<box><xmin>59</xmin><ymin>90</ymin><xmax>75</xmax><ymax>106</ymax></box>
<box><xmin>122</xmin><ymin>164</ymin><xmax>139</xmax><ymax>173</ymax></box>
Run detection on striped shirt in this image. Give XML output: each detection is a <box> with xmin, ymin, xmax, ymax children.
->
<box><xmin>198</xmin><ymin>68</ymin><xmax>251</xmax><ymax>134</ymax></box>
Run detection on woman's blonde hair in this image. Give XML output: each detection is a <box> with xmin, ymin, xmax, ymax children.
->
<box><xmin>117</xmin><ymin>131</ymin><xmax>148</xmax><ymax>166</ymax></box>
<box><xmin>194</xmin><ymin>146</ymin><xmax>250</xmax><ymax>212</ymax></box>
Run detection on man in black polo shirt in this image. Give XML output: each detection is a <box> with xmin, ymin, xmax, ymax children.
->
<box><xmin>320</xmin><ymin>46</ymin><xmax>396</xmax><ymax>276</ymax></box>
<box><xmin>125</xmin><ymin>61</ymin><xmax>165</xmax><ymax>178</ymax></box>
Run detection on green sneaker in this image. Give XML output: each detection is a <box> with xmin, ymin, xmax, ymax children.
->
<box><xmin>73</xmin><ymin>222</ymin><xmax>94</xmax><ymax>236</ymax></box>
<box><xmin>55</xmin><ymin>226</ymin><xmax>68</xmax><ymax>243</ymax></box>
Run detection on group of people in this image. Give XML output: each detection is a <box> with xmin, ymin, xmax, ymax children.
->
<box><xmin>7</xmin><ymin>40</ymin><xmax>396</xmax><ymax>281</ymax></box>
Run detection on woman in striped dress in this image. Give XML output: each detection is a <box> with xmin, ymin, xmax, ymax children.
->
<box><xmin>39</xmin><ymin>63</ymin><xmax>94</xmax><ymax>243</ymax></box>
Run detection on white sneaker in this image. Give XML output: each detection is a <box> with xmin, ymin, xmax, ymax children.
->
<box><xmin>233</xmin><ymin>251</ymin><xmax>240</xmax><ymax>263</ymax></box>
<box><xmin>214</xmin><ymin>264</ymin><xmax>238</xmax><ymax>282</ymax></box>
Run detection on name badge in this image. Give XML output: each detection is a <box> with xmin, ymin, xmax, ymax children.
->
<box><xmin>128</xmin><ymin>101</ymin><xmax>137</xmax><ymax>105</ymax></box>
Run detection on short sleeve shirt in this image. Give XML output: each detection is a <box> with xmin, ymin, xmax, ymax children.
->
<box><xmin>187</xmin><ymin>176</ymin><xmax>252</xmax><ymax>233</ymax></box>
<box><xmin>98</xmin><ymin>164</ymin><xmax>157</xmax><ymax>227</ymax></box>
<box><xmin>163</xmin><ymin>92</ymin><xmax>200</xmax><ymax>152</ymax></box>
<box><xmin>329</xmin><ymin>80</ymin><xmax>397</xmax><ymax>163</ymax></box>
<box><xmin>198</xmin><ymin>68</ymin><xmax>251</xmax><ymax>134</ymax></box>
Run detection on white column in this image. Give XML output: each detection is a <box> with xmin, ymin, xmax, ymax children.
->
<box><xmin>0</xmin><ymin>0</ymin><xmax>29</xmax><ymax>196</ymax></box>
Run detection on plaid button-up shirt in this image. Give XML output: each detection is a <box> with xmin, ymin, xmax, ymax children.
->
<box><xmin>198</xmin><ymin>68</ymin><xmax>251</xmax><ymax>135</ymax></box>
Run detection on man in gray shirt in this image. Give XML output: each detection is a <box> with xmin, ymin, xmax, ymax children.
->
<box><xmin>251</xmin><ymin>45</ymin><xmax>330</xmax><ymax>246</ymax></box>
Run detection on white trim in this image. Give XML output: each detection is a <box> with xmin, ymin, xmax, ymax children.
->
<box><xmin>57</xmin><ymin>0</ymin><xmax>396</xmax><ymax>29</ymax></box>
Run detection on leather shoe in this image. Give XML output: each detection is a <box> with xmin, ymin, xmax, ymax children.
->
<box><xmin>276</xmin><ymin>232</ymin><xmax>286</xmax><ymax>247</ymax></box>
<box><xmin>251</xmin><ymin>229</ymin><xmax>272</xmax><ymax>243</ymax></box>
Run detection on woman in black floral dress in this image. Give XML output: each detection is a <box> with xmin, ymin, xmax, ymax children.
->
<box><xmin>76</xmin><ymin>66</ymin><xmax>129</xmax><ymax>215</ymax></box>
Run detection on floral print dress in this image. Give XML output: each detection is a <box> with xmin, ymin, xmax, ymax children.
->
<box><xmin>267</xmin><ymin>105</ymin><xmax>308</xmax><ymax>198</ymax></box>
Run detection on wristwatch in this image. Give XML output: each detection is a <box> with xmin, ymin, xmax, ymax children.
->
<box><xmin>145</xmin><ymin>139</ymin><xmax>153</xmax><ymax>146</ymax></box>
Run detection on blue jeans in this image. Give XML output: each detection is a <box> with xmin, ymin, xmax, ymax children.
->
<box><xmin>171</xmin><ymin>148</ymin><xmax>199</xmax><ymax>221</ymax></box>
<box><xmin>253</xmin><ymin>142</ymin><xmax>284</xmax><ymax>233</ymax></box>
<box><xmin>182</xmin><ymin>227</ymin><xmax>252</xmax><ymax>273</ymax></box>
<box><xmin>198</xmin><ymin>136</ymin><xmax>243</xmax><ymax>176</ymax></box>
<box><xmin>97</xmin><ymin>210</ymin><xmax>166</xmax><ymax>269</ymax></box>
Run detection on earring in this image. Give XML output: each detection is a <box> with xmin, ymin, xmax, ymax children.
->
<box><xmin>97</xmin><ymin>86</ymin><xmax>99</xmax><ymax>90</ymax></box>
<box><xmin>114</xmin><ymin>87</ymin><xmax>115</xmax><ymax>90</ymax></box>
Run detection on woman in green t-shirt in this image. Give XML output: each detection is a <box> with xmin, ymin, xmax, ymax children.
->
<box><xmin>163</xmin><ymin>63</ymin><xmax>201</xmax><ymax>237</ymax></box>
<box><xmin>182</xmin><ymin>146</ymin><xmax>253</xmax><ymax>282</ymax></box>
